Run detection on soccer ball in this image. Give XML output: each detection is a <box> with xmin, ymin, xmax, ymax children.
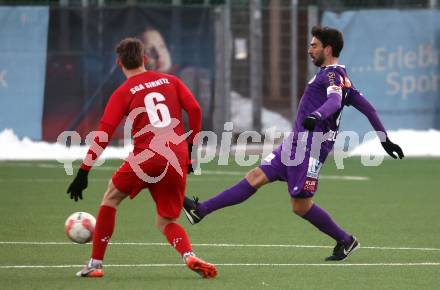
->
<box><xmin>64</xmin><ymin>212</ymin><xmax>96</xmax><ymax>244</ymax></box>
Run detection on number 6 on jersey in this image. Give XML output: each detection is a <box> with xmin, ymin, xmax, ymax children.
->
<box><xmin>144</xmin><ymin>92</ymin><xmax>171</xmax><ymax>128</ymax></box>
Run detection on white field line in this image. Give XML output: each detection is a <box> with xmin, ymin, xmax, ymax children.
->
<box><xmin>204</xmin><ymin>170</ymin><xmax>369</xmax><ymax>181</ymax></box>
<box><xmin>2</xmin><ymin>162</ymin><xmax>371</xmax><ymax>179</ymax></box>
<box><xmin>0</xmin><ymin>177</ymin><xmax>240</xmax><ymax>183</ymax></box>
<box><xmin>1</xmin><ymin>162</ymin><xmax>370</xmax><ymax>181</ymax></box>
<box><xmin>0</xmin><ymin>177</ymin><xmax>238</xmax><ymax>182</ymax></box>
<box><xmin>0</xmin><ymin>171</ymin><xmax>369</xmax><ymax>182</ymax></box>
<box><xmin>0</xmin><ymin>178</ymin><xmax>111</xmax><ymax>182</ymax></box>
<box><xmin>319</xmin><ymin>175</ymin><xmax>369</xmax><ymax>181</ymax></box>
<box><xmin>1</xmin><ymin>263</ymin><xmax>439</xmax><ymax>269</ymax></box>
<box><xmin>0</xmin><ymin>241</ymin><xmax>439</xmax><ymax>251</ymax></box>
<box><xmin>0</xmin><ymin>175</ymin><xmax>369</xmax><ymax>183</ymax></box>
<box><xmin>0</xmin><ymin>162</ymin><xmax>117</xmax><ymax>171</ymax></box>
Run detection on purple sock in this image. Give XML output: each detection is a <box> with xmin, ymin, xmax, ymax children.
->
<box><xmin>302</xmin><ymin>204</ymin><xmax>352</xmax><ymax>244</ymax></box>
<box><xmin>198</xmin><ymin>179</ymin><xmax>257</xmax><ymax>216</ymax></box>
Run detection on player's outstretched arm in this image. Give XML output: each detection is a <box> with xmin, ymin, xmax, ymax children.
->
<box><xmin>66</xmin><ymin>122</ymin><xmax>115</xmax><ymax>202</ymax></box>
<box><xmin>66</xmin><ymin>87</ymin><xmax>128</xmax><ymax>201</ymax></box>
<box><xmin>349</xmin><ymin>91</ymin><xmax>404</xmax><ymax>159</ymax></box>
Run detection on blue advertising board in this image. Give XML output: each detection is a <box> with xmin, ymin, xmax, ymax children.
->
<box><xmin>322</xmin><ymin>10</ymin><xmax>440</xmax><ymax>135</ymax></box>
<box><xmin>0</xmin><ymin>6</ymin><xmax>49</xmax><ymax>140</ymax></box>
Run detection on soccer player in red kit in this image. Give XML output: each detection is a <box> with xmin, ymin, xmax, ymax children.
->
<box><xmin>67</xmin><ymin>38</ymin><xmax>217</xmax><ymax>279</ymax></box>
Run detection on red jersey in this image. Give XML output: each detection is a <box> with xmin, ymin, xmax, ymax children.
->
<box><xmin>81</xmin><ymin>71</ymin><xmax>202</xmax><ymax>170</ymax></box>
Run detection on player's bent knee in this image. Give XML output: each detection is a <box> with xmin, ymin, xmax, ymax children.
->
<box><xmin>245</xmin><ymin>167</ymin><xmax>269</xmax><ymax>189</ymax></box>
<box><xmin>291</xmin><ymin>198</ymin><xmax>313</xmax><ymax>217</ymax></box>
<box><xmin>101</xmin><ymin>181</ymin><xmax>127</xmax><ymax>208</ymax></box>
<box><xmin>292</xmin><ymin>205</ymin><xmax>307</xmax><ymax>217</ymax></box>
<box><xmin>155</xmin><ymin>216</ymin><xmax>178</xmax><ymax>232</ymax></box>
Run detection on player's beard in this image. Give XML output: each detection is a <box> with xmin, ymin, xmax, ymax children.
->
<box><xmin>312</xmin><ymin>52</ymin><xmax>325</xmax><ymax>67</ymax></box>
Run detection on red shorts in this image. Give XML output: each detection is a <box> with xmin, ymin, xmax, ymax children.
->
<box><xmin>112</xmin><ymin>160</ymin><xmax>187</xmax><ymax>219</ymax></box>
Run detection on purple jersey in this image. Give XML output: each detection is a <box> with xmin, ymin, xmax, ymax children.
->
<box><xmin>291</xmin><ymin>64</ymin><xmax>355</xmax><ymax>162</ymax></box>
<box><xmin>260</xmin><ymin>64</ymin><xmax>387</xmax><ymax>197</ymax></box>
<box><xmin>260</xmin><ymin>65</ymin><xmax>353</xmax><ymax>197</ymax></box>
<box><xmin>296</xmin><ymin>65</ymin><xmax>349</xmax><ymax>135</ymax></box>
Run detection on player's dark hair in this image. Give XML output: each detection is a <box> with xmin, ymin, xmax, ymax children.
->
<box><xmin>115</xmin><ymin>37</ymin><xmax>145</xmax><ymax>70</ymax></box>
<box><xmin>311</xmin><ymin>26</ymin><xmax>344</xmax><ymax>57</ymax></box>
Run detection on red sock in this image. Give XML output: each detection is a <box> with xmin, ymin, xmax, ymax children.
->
<box><xmin>91</xmin><ymin>205</ymin><xmax>116</xmax><ymax>260</ymax></box>
<box><xmin>163</xmin><ymin>223</ymin><xmax>193</xmax><ymax>256</ymax></box>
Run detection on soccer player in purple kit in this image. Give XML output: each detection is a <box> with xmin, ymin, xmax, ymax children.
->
<box><xmin>183</xmin><ymin>26</ymin><xmax>404</xmax><ymax>261</ymax></box>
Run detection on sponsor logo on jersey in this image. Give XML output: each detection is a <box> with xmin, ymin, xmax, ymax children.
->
<box><xmin>303</xmin><ymin>177</ymin><xmax>318</xmax><ymax>192</ymax></box>
<box><xmin>327</xmin><ymin>72</ymin><xmax>336</xmax><ymax>85</ymax></box>
<box><xmin>129</xmin><ymin>78</ymin><xmax>170</xmax><ymax>94</ymax></box>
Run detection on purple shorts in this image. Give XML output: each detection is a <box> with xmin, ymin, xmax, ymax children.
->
<box><xmin>259</xmin><ymin>144</ymin><xmax>323</xmax><ymax>198</ymax></box>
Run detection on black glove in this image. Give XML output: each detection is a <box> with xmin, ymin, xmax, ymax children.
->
<box><xmin>67</xmin><ymin>169</ymin><xmax>89</xmax><ymax>202</ymax></box>
<box><xmin>187</xmin><ymin>143</ymin><xmax>194</xmax><ymax>174</ymax></box>
<box><xmin>381</xmin><ymin>137</ymin><xmax>404</xmax><ymax>159</ymax></box>
<box><xmin>302</xmin><ymin>115</ymin><xmax>318</xmax><ymax>131</ymax></box>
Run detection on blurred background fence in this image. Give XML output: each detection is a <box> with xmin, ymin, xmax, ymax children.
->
<box><xmin>0</xmin><ymin>0</ymin><xmax>439</xmax><ymax>143</ymax></box>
